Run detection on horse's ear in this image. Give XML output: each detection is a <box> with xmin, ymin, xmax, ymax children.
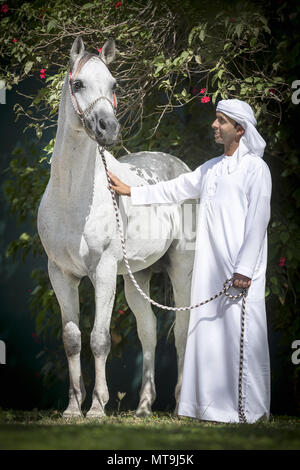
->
<box><xmin>100</xmin><ymin>38</ymin><xmax>115</xmax><ymax>65</ymax></box>
<box><xmin>70</xmin><ymin>36</ymin><xmax>85</xmax><ymax>69</ymax></box>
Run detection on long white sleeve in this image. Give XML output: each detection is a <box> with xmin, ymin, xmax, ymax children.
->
<box><xmin>130</xmin><ymin>165</ymin><xmax>203</xmax><ymax>205</ymax></box>
<box><xmin>233</xmin><ymin>162</ymin><xmax>272</xmax><ymax>278</ymax></box>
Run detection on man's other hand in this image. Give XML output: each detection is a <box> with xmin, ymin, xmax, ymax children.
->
<box><xmin>233</xmin><ymin>273</ymin><xmax>251</xmax><ymax>288</ymax></box>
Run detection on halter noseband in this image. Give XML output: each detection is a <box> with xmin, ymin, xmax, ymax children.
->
<box><xmin>68</xmin><ymin>66</ymin><xmax>117</xmax><ymax>129</ymax></box>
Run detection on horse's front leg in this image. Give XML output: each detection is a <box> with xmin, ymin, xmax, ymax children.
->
<box><xmin>48</xmin><ymin>260</ymin><xmax>86</xmax><ymax>418</ymax></box>
<box><xmin>86</xmin><ymin>252</ymin><xmax>117</xmax><ymax>418</ymax></box>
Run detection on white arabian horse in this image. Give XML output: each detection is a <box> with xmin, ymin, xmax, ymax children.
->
<box><xmin>38</xmin><ymin>36</ymin><xmax>196</xmax><ymax>418</ymax></box>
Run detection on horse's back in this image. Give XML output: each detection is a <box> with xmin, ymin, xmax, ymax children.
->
<box><xmin>118</xmin><ymin>151</ymin><xmax>191</xmax><ymax>184</ymax></box>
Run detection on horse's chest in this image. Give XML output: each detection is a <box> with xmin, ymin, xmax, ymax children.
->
<box><xmin>38</xmin><ymin>198</ymin><xmax>114</xmax><ymax>274</ymax></box>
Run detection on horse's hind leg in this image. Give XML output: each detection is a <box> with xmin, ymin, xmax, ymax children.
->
<box><xmin>166</xmin><ymin>249</ymin><xmax>192</xmax><ymax>415</ymax></box>
<box><xmin>123</xmin><ymin>269</ymin><xmax>157</xmax><ymax>417</ymax></box>
<box><xmin>48</xmin><ymin>260</ymin><xmax>86</xmax><ymax>418</ymax></box>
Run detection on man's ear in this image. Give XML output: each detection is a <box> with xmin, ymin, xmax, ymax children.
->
<box><xmin>100</xmin><ymin>38</ymin><xmax>116</xmax><ymax>64</ymax></box>
<box><xmin>236</xmin><ymin>124</ymin><xmax>245</xmax><ymax>137</ymax></box>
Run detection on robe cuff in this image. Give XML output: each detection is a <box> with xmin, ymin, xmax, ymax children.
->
<box><xmin>233</xmin><ymin>265</ymin><xmax>253</xmax><ymax>279</ymax></box>
<box><xmin>130</xmin><ymin>186</ymin><xmax>148</xmax><ymax>206</ymax></box>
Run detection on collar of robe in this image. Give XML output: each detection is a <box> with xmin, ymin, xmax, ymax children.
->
<box><xmin>217</xmin><ymin>137</ymin><xmax>256</xmax><ymax>175</ymax></box>
<box><xmin>205</xmin><ymin>140</ymin><xmax>250</xmax><ymax>196</ymax></box>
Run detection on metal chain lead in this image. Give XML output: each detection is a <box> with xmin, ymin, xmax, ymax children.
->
<box><xmin>98</xmin><ymin>145</ymin><xmax>248</xmax><ymax>423</ymax></box>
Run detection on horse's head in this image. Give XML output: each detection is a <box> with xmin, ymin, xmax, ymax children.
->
<box><xmin>68</xmin><ymin>36</ymin><xmax>120</xmax><ymax>146</ymax></box>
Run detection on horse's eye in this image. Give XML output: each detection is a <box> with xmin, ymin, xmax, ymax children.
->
<box><xmin>73</xmin><ymin>81</ymin><xmax>83</xmax><ymax>91</ymax></box>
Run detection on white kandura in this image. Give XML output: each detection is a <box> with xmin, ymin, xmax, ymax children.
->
<box><xmin>131</xmin><ymin>147</ymin><xmax>272</xmax><ymax>423</ymax></box>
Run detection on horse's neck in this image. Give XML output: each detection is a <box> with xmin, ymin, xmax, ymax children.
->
<box><xmin>49</xmin><ymin>80</ymin><xmax>117</xmax><ymax>207</ymax></box>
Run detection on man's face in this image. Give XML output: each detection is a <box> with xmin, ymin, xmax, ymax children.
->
<box><xmin>211</xmin><ymin>111</ymin><xmax>244</xmax><ymax>146</ymax></box>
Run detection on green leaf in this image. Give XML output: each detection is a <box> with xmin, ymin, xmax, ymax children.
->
<box><xmin>24</xmin><ymin>61</ymin><xmax>34</xmax><ymax>75</ymax></box>
<box><xmin>180</xmin><ymin>51</ymin><xmax>189</xmax><ymax>61</ymax></box>
<box><xmin>235</xmin><ymin>23</ymin><xmax>243</xmax><ymax>38</ymax></box>
<box><xmin>20</xmin><ymin>232</ymin><xmax>30</xmax><ymax>242</ymax></box>
<box><xmin>212</xmin><ymin>89</ymin><xmax>220</xmax><ymax>104</ymax></box>
<box><xmin>199</xmin><ymin>24</ymin><xmax>207</xmax><ymax>41</ymax></box>
<box><xmin>47</xmin><ymin>20</ymin><xmax>56</xmax><ymax>32</ymax></box>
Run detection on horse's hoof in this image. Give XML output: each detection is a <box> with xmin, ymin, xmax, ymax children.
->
<box><xmin>85</xmin><ymin>410</ymin><xmax>106</xmax><ymax>419</ymax></box>
<box><xmin>62</xmin><ymin>409</ymin><xmax>83</xmax><ymax>419</ymax></box>
<box><xmin>135</xmin><ymin>408</ymin><xmax>152</xmax><ymax>418</ymax></box>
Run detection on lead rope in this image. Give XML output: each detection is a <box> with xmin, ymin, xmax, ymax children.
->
<box><xmin>98</xmin><ymin>145</ymin><xmax>248</xmax><ymax>423</ymax></box>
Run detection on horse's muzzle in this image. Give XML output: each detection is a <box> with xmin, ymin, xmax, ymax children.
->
<box><xmin>95</xmin><ymin>115</ymin><xmax>119</xmax><ymax>145</ymax></box>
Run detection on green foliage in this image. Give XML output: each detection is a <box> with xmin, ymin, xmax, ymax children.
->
<box><xmin>1</xmin><ymin>0</ymin><xmax>300</xmax><ymax>410</ymax></box>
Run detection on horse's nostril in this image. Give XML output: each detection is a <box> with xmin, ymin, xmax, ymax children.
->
<box><xmin>99</xmin><ymin>119</ymin><xmax>106</xmax><ymax>130</ymax></box>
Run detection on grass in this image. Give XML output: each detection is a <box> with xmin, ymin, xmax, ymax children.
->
<box><xmin>0</xmin><ymin>409</ymin><xmax>299</xmax><ymax>450</ymax></box>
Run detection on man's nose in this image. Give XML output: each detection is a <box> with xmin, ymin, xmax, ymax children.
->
<box><xmin>212</xmin><ymin>119</ymin><xmax>218</xmax><ymax>129</ymax></box>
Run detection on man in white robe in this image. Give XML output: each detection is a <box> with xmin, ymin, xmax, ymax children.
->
<box><xmin>108</xmin><ymin>99</ymin><xmax>272</xmax><ymax>423</ymax></box>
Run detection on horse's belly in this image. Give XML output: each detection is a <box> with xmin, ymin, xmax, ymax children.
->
<box><xmin>125</xmin><ymin>203</ymin><xmax>181</xmax><ymax>239</ymax></box>
<box><xmin>114</xmin><ymin>205</ymin><xmax>181</xmax><ymax>274</ymax></box>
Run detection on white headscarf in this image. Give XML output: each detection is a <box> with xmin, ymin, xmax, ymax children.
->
<box><xmin>216</xmin><ymin>99</ymin><xmax>266</xmax><ymax>173</ymax></box>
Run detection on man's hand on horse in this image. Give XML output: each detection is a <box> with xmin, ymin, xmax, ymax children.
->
<box><xmin>233</xmin><ymin>273</ymin><xmax>251</xmax><ymax>289</ymax></box>
<box><xmin>107</xmin><ymin>172</ymin><xmax>131</xmax><ymax>196</ymax></box>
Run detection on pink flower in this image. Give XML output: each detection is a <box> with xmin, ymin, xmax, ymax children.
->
<box><xmin>200</xmin><ymin>88</ymin><xmax>206</xmax><ymax>94</ymax></box>
<box><xmin>269</xmin><ymin>88</ymin><xmax>276</xmax><ymax>95</ymax></box>
<box><xmin>13</xmin><ymin>38</ymin><xmax>18</xmax><ymax>43</ymax></box>
<box><xmin>201</xmin><ymin>96</ymin><xmax>211</xmax><ymax>103</ymax></box>
<box><xmin>191</xmin><ymin>86</ymin><xmax>198</xmax><ymax>95</ymax></box>
<box><xmin>40</xmin><ymin>68</ymin><xmax>46</xmax><ymax>79</ymax></box>
<box><xmin>98</xmin><ymin>47</ymin><xmax>102</xmax><ymax>53</ymax></box>
<box><xmin>119</xmin><ymin>309</ymin><xmax>126</xmax><ymax>315</ymax></box>
<box><xmin>279</xmin><ymin>257</ymin><xmax>286</xmax><ymax>267</ymax></box>
<box><xmin>115</xmin><ymin>1</ymin><xmax>123</xmax><ymax>8</ymax></box>
<box><xmin>1</xmin><ymin>5</ymin><xmax>8</xmax><ymax>13</ymax></box>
